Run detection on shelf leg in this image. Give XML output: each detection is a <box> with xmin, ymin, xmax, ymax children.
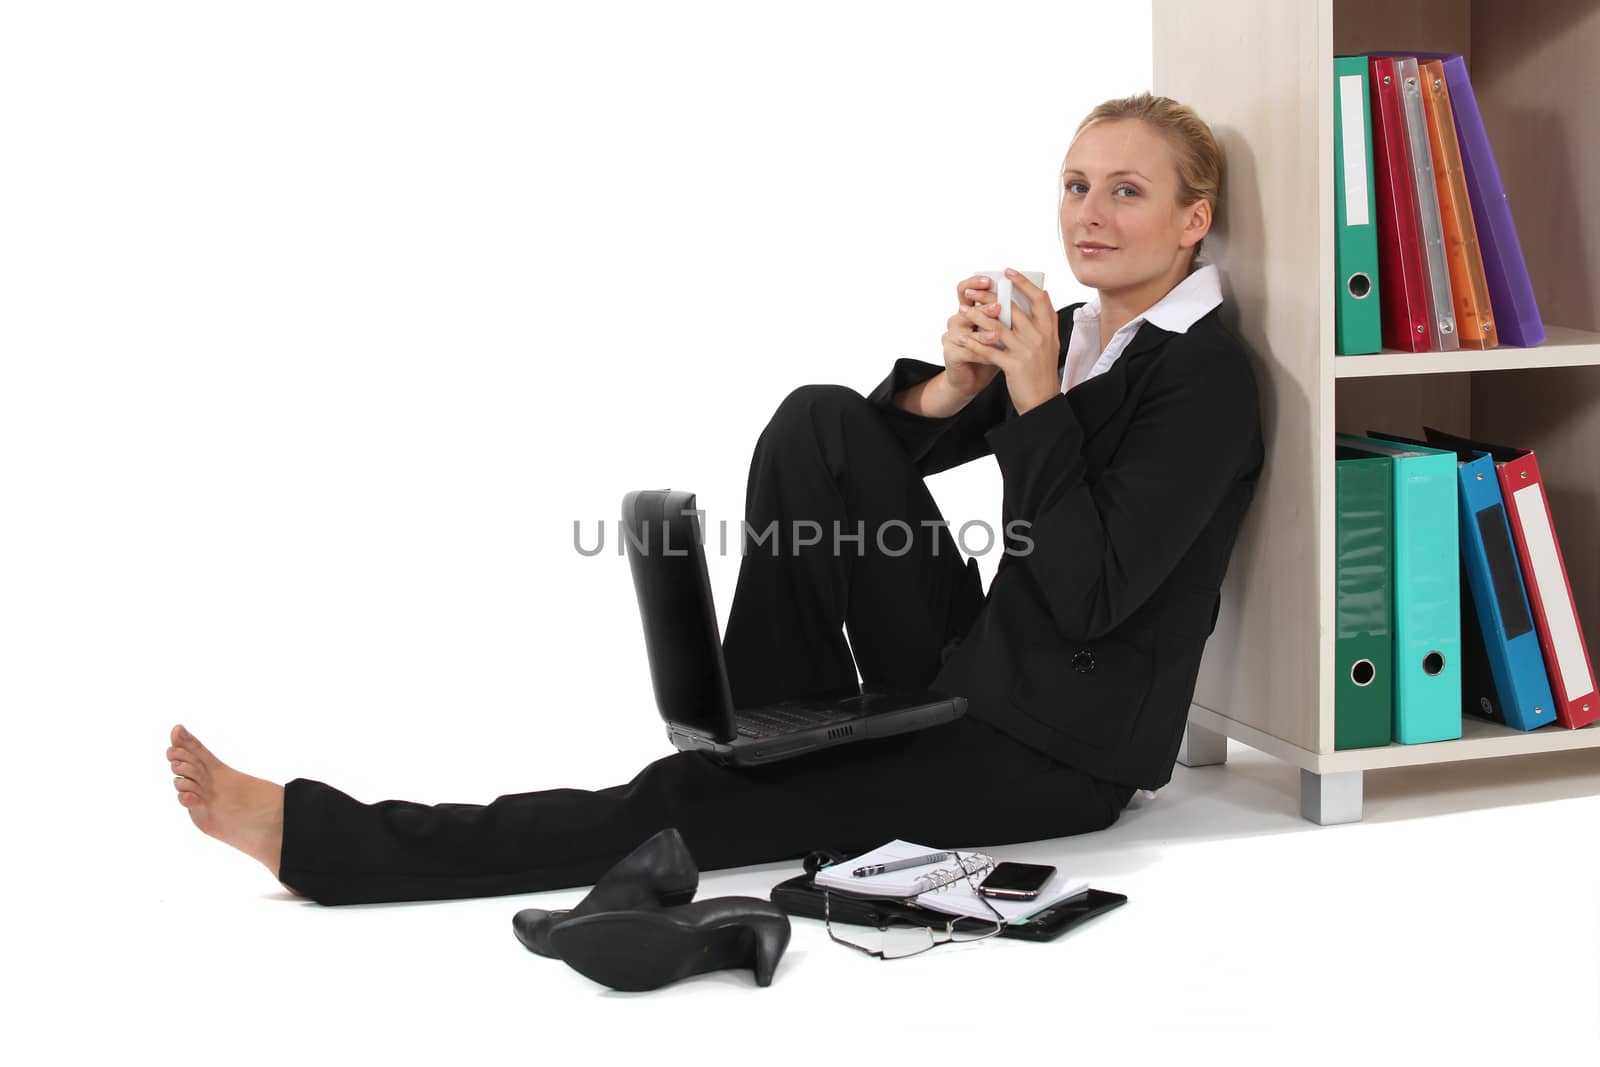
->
<box><xmin>1300</xmin><ymin>768</ymin><xmax>1363</xmax><ymax>825</ymax></box>
<box><xmin>1176</xmin><ymin>720</ymin><xmax>1228</xmax><ymax>768</ymax></box>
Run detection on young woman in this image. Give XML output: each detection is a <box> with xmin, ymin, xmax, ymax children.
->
<box><xmin>167</xmin><ymin>92</ymin><xmax>1264</xmax><ymax>906</ymax></box>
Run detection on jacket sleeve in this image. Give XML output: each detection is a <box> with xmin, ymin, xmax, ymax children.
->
<box><xmin>863</xmin><ymin>357</ymin><xmax>1009</xmax><ymax>478</ymax></box>
<box><xmin>862</xmin><ymin>302</ymin><xmax>1082</xmax><ymax>478</ymax></box>
<box><xmin>983</xmin><ymin>333</ymin><xmax>1261</xmax><ymax>642</ymax></box>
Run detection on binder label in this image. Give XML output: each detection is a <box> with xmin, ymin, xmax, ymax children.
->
<box><xmin>1513</xmin><ymin>482</ymin><xmax>1592</xmax><ymax>703</ymax></box>
<box><xmin>1339</xmin><ymin>74</ymin><xmax>1370</xmax><ymax>227</ymax></box>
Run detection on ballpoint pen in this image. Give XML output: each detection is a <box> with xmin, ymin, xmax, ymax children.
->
<box><xmin>851</xmin><ymin>852</ymin><xmax>950</xmax><ymax>878</ymax></box>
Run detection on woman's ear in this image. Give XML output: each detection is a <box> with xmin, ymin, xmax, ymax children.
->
<box><xmin>1180</xmin><ymin>198</ymin><xmax>1213</xmax><ymax>250</ymax></box>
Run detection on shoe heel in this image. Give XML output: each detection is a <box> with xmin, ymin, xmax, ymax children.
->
<box><xmin>750</xmin><ymin>915</ymin><xmax>791</xmax><ymax>987</ymax></box>
<box><xmin>550</xmin><ymin>899</ymin><xmax>789</xmax><ymax>992</ymax></box>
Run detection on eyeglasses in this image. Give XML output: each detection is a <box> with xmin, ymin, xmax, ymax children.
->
<box><xmin>821</xmin><ymin>849</ymin><xmax>1007</xmax><ymax>961</ymax></box>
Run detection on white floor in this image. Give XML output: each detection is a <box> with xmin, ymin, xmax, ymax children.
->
<box><xmin>43</xmin><ymin>740</ymin><xmax>1600</xmax><ymax>1065</ymax></box>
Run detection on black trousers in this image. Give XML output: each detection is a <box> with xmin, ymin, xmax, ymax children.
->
<box><xmin>278</xmin><ymin>385</ymin><xmax>1133</xmax><ymax>905</ymax></box>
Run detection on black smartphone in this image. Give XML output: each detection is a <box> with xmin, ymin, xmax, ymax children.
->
<box><xmin>977</xmin><ymin>861</ymin><xmax>1057</xmax><ymax>899</ymax></box>
<box><xmin>1004</xmin><ymin>888</ymin><xmax>1128</xmax><ymax>942</ymax></box>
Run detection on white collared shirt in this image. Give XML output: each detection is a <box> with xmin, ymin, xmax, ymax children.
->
<box><xmin>1060</xmin><ymin>263</ymin><xmax>1224</xmax><ymax>393</ymax></box>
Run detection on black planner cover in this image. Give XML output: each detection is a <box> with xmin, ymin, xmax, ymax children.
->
<box><xmin>768</xmin><ymin>870</ymin><xmax>1126</xmax><ymax>943</ymax></box>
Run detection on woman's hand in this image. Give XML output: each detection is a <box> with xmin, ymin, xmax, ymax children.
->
<box><xmin>952</xmin><ymin>269</ymin><xmax>1061</xmax><ymax>415</ymax></box>
<box><xmin>939</xmin><ymin>274</ymin><xmax>1005</xmax><ymax>400</ymax></box>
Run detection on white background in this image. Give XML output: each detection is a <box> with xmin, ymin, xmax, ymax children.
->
<box><xmin>5</xmin><ymin>2</ymin><xmax>1598</xmax><ymax>1062</ymax></box>
<box><xmin>4</xmin><ymin>0</ymin><xmax>1127</xmax><ymax>806</ymax></box>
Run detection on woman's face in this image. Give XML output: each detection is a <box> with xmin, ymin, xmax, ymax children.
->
<box><xmin>1058</xmin><ymin>118</ymin><xmax>1209</xmax><ymax>295</ymax></box>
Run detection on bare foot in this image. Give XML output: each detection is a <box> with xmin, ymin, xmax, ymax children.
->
<box><xmin>168</xmin><ymin>724</ymin><xmax>301</xmax><ymax>897</ymax></box>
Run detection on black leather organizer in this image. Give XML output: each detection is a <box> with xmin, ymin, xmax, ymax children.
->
<box><xmin>769</xmin><ymin>851</ymin><xmax>1127</xmax><ymax>944</ymax></box>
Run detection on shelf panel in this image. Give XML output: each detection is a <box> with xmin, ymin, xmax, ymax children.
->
<box><xmin>1333</xmin><ymin>325</ymin><xmax>1600</xmax><ymax>378</ymax></box>
<box><xmin>1188</xmin><ymin>702</ymin><xmax>1600</xmax><ymax>775</ymax></box>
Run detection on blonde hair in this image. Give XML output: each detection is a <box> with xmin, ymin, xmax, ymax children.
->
<box><xmin>1064</xmin><ymin>92</ymin><xmax>1222</xmax><ymax>270</ymax></box>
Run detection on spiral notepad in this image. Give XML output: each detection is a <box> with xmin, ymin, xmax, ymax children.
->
<box><xmin>812</xmin><ymin>839</ymin><xmax>995</xmax><ymax>898</ymax></box>
<box><xmin>812</xmin><ymin>838</ymin><xmax>1091</xmax><ymax>925</ymax></box>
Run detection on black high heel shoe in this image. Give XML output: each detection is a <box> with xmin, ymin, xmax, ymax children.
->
<box><xmin>511</xmin><ymin>827</ymin><xmax>698</xmax><ymax>959</ymax></box>
<box><xmin>547</xmin><ymin>897</ymin><xmax>792</xmax><ymax>991</ymax></box>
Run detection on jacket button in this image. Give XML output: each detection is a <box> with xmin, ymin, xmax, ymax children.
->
<box><xmin>1072</xmin><ymin>649</ymin><xmax>1096</xmax><ymax>674</ymax></box>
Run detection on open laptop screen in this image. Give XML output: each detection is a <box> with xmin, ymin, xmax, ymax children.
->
<box><xmin>620</xmin><ymin>489</ymin><xmax>738</xmax><ymax>742</ymax></box>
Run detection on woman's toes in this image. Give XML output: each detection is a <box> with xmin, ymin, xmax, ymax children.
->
<box><xmin>174</xmin><ymin>774</ymin><xmax>201</xmax><ymax>794</ymax></box>
<box><xmin>173</xmin><ymin>759</ymin><xmax>204</xmax><ymax>783</ymax></box>
<box><xmin>173</xmin><ymin>724</ymin><xmax>210</xmax><ymax>757</ymax></box>
<box><xmin>168</xmin><ymin>731</ymin><xmax>221</xmax><ymax>781</ymax></box>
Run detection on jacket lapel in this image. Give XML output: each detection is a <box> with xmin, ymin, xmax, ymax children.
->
<box><xmin>1066</xmin><ymin>320</ymin><xmax>1172</xmax><ymax>441</ymax></box>
<box><xmin>1003</xmin><ymin>312</ymin><xmax>1173</xmax><ymax>436</ymax></box>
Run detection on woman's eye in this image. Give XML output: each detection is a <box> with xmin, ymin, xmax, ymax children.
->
<box><xmin>1065</xmin><ymin>181</ymin><xmax>1138</xmax><ymax>197</ymax></box>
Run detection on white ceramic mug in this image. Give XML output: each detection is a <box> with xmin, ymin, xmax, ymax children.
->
<box><xmin>975</xmin><ymin>270</ymin><xmax>1045</xmax><ymax>330</ymax></box>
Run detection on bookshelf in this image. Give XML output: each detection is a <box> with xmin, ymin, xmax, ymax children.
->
<box><xmin>1153</xmin><ymin>0</ymin><xmax>1600</xmax><ymax>823</ymax></box>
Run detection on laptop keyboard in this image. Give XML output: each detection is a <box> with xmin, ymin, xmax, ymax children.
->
<box><xmin>734</xmin><ymin>704</ymin><xmax>862</xmax><ymax>740</ymax></box>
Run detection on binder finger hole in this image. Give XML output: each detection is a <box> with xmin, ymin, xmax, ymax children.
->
<box><xmin>1350</xmin><ymin>659</ymin><xmax>1376</xmax><ymax>687</ymax></box>
<box><xmin>1423</xmin><ymin>652</ymin><xmax>1446</xmax><ymax>677</ymax></box>
<box><xmin>1347</xmin><ymin>272</ymin><xmax>1371</xmax><ymax>299</ymax></box>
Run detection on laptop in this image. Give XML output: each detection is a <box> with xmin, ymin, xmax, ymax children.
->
<box><xmin>620</xmin><ymin>488</ymin><xmax>967</xmax><ymax>766</ymax></box>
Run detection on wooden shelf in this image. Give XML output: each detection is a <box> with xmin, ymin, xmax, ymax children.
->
<box><xmin>1157</xmin><ymin>0</ymin><xmax>1600</xmax><ymax>822</ymax></box>
<box><xmin>1334</xmin><ymin>325</ymin><xmax>1600</xmax><ymax>377</ymax></box>
<box><xmin>1189</xmin><ymin>702</ymin><xmax>1600</xmax><ymax>775</ymax></box>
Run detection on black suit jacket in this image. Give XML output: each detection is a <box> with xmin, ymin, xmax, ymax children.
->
<box><xmin>864</xmin><ymin>303</ymin><xmax>1264</xmax><ymax>790</ymax></box>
